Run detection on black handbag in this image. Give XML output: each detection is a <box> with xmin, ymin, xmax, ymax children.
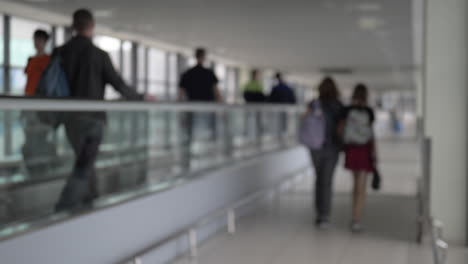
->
<box><xmin>371</xmin><ymin>167</ymin><xmax>382</xmax><ymax>190</ymax></box>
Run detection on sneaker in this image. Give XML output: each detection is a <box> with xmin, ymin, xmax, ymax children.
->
<box><xmin>351</xmin><ymin>222</ymin><xmax>363</xmax><ymax>233</ymax></box>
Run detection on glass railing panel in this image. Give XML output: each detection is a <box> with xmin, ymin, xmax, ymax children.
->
<box><xmin>0</xmin><ymin>100</ymin><xmax>301</xmax><ymax>238</ymax></box>
<box><xmin>230</xmin><ymin>109</ymin><xmax>254</xmax><ymax>158</ymax></box>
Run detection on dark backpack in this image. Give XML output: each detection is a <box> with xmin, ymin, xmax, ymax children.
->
<box><xmin>35</xmin><ymin>53</ymin><xmax>70</xmax><ymax>129</ymax></box>
<box><xmin>36</xmin><ymin>54</ymin><xmax>70</xmax><ymax>97</ymax></box>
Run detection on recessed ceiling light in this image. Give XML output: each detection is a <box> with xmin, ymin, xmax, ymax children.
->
<box><xmin>95</xmin><ymin>10</ymin><xmax>113</xmax><ymax>18</ymax></box>
<box><xmin>358</xmin><ymin>16</ymin><xmax>384</xmax><ymax>31</ymax></box>
<box><xmin>356</xmin><ymin>3</ymin><xmax>382</xmax><ymax>12</ymax></box>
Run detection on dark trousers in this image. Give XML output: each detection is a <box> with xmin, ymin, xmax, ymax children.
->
<box><xmin>279</xmin><ymin>112</ymin><xmax>288</xmax><ymax>134</ymax></box>
<box><xmin>310</xmin><ymin>148</ymin><xmax>339</xmax><ymax>221</ymax></box>
<box><xmin>243</xmin><ymin>91</ymin><xmax>266</xmax><ymax>102</ymax></box>
<box><xmin>56</xmin><ymin>117</ymin><xmax>104</xmax><ymax>211</ymax></box>
<box><xmin>21</xmin><ymin>112</ymin><xmax>56</xmax><ymax>177</ymax></box>
<box><xmin>182</xmin><ymin>112</ymin><xmax>217</xmax><ymax>169</ymax></box>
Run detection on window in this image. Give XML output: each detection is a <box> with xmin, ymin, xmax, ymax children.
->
<box><xmin>122</xmin><ymin>41</ymin><xmax>132</xmax><ymax>84</ymax></box>
<box><xmin>187</xmin><ymin>57</ymin><xmax>196</xmax><ymax>67</ymax></box>
<box><xmin>94</xmin><ymin>35</ymin><xmax>121</xmax><ymax>99</ymax></box>
<box><xmin>226</xmin><ymin>67</ymin><xmax>238</xmax><ymax>103</ymax></box>
<box><xmin>215</xmin><ymin>63</ymin><xmax>227</xmax><ymax>99</ymax></box>
<box><xmin>94</xmin><ymin>35</ymin><xmax>121</xmax><ymax>69</ymax></box>
<box><xmin>137</xmin><ymin>45</ymin><xmax>147</xmax><ymax>93</ymax></box>
<box><xmin>167</xmin><ymin>53</ymin><xmax>178</xmax><ymax>100</ymax></box>
<box><xmin>10</xmin><ymin>17</ymin><xmax>51</xmax><ymax>95</ymax></box>
<box><xmin>148</xmin><ymin>48</ymin><xmax>166</xmax><ymax>99</ymax></box>
<box><xmin>10</xmin><ymin>17</ymin><xmax>51</xmax><ymax>68</ymax></box>
<box><xmin>10</xmin><ymin>68</ymin><xmax>27</xmax><ymax>95</ymax></box>
<box><xmin>263</xmin><ymin>71</ymin><xmax>274</xmax><ymax>94</ymax></box>
<box><xmin>55</xmin><ymin>26</ymin><xmax>65</xmax><ymax>46</ymax></box>
<box><xmin>293</xmin><ymin>83</ymin><xmax>304</xmax><ymax>104</ymax></box>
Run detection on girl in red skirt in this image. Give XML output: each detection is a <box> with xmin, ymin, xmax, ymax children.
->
<box><xmin>340</xmin><ymin>84</ymin><xmax>377</xmax><ymax>233</ymax></box>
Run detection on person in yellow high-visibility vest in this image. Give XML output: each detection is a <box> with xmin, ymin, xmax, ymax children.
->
<box><xmin>243</xmin><ymin>69</ymin><xmax>266</xmax><ymax>103</ymax></box>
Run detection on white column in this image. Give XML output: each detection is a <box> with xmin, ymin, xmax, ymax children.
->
<box><xmin>412</xmin><ymin>0</ymin><xmax>425</xmax><ymax>120</ymax></box>
<box><xmin>424</xmin><ymin>0</ymin><xmax>468</xmax><ymax>244</ymax></box>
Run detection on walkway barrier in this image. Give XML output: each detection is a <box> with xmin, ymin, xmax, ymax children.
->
<box><xmin>119</xmin><ymin>166</ymin><xmax>312</xmax><ymax>264</ymax></box>
<box><xmin>0</xmin><ymin>98</ymin><xmax>302</xmax><ymax>242</ymax></box>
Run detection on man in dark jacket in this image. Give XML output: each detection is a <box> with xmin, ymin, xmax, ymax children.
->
<box><xmin>269</xmin><ymin>72</ymin><xmax>297</xmax><ymax>104</ymax></box>
<box><xmin>55</xmin><ymin>9</ymin><xmax>144</xmax><ymax>211</ymax></box>
<box><xmin>268</xmin><ymin>72</ymin><xmax>297</xmax><ymax>135</ymax></box>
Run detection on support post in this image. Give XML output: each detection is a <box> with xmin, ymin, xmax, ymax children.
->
<box><xmin>227</xmin><ymin>209</ymin><xmax>236</xmax><ymax>234</ymax></box>
<box><xmin>188</xmin><ymin>229</ymin><xmax>198</xmax><ymax>258</ymax></box>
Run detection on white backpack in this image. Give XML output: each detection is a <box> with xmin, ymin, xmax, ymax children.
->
<box><xmin>343</xmin><ymin>109</ymin><xmax>372</xmax><ymax>145</ymax></box>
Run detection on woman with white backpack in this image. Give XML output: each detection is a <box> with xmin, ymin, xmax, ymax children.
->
<box><xmin>301</xmin><ymin>77</ymin><xmax>343</xmax><ymax>229</ymax></box>
<box><xmin>340</xmin><ymin>84</ymin><xmax>378</xmax><ymax>233</ymax></box>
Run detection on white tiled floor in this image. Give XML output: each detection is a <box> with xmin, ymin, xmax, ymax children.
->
<box><xmin>172</xmin><ymin>141</ymin><xmax>467</xmax><ymax>264</ymax></box>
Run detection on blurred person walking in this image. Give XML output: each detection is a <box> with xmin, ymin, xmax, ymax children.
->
<box><xmin>178</xmin><ymin>48</ymin><xmax>221</xmax><ymax>168</ymax></box>
<box><xmin>269</xmin><ymin>72</ymin><xmax>297</xmax><ymax>134</ymax></box>
<box><xmin>243</xmin><ymin>69</ymin><xmax>265</xmax><ymax>136</ymax></box>
<box><xmin>268</xmin><ymin>72</ymin><xmax>296</xmax><ymax>104</ymax></box>
<box><xmin>340</xmin><ymin>84</ymin><xmax>377</xmax><ymax>233</ymax></box>
<box><xmin>179</xmin><ymin>48</ymin><xmax>221</xmax><ymax>103</ymax></box>
<box><xmin>54</xmin><ymin>9</ymin><xmax>145</xmax><ymax>211</ymax></box>
<box><xmin>25</xmin><ymin>29</ymin><xmax>51</xmax><ymax>96</ymax></box>
<box><xmin>301</xmin><ymin>77</ymin><xmax>343</xmax><ymax>229</ymax></box>
<box><xmin>22</xmin><ymin>29</ymin><xmax>55</xmax><ymax>177</ymax></box>
<box><xmin>243</xmin><ymin>69</ymin><xmax>265</xmax><ymax>103</ymax></box>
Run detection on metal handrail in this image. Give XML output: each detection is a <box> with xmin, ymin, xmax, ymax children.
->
<box><xmin>0</xmin><ymin>97</ymin><xmax>302</xmax><ymax>112</ymax></box>
<box><xmin>118</xmin><ymin>166</ymin><xmax>311</xmax><ymax>264</ymax></box>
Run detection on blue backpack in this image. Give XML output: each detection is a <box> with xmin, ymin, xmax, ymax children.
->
<box><xmin>36</xmin><ymin>54</ymin><xmax>70</xmax><ymax>97</ymax></box>
<box><xmin>35</xmin><ymin>53</ymin><xmax>70</xmax><ymax>128</ymax></box>
<box><xmin>299</xmin><ymin>100</ymin><xmax>326</xmax><ymax>149</ymax></box>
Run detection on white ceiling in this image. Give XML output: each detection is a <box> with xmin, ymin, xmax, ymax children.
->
<box><xmin>6</xmin><ymin>0</ymin><xmax>416</xmax><ymax>89</ymax></box>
